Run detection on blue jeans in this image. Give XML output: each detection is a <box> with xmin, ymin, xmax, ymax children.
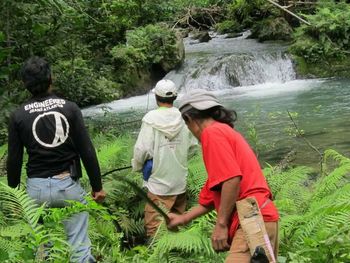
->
<box><xmin>27</xmin><ymin>176</ymin><xmax>95</xmax><ymax>263</ymax></box>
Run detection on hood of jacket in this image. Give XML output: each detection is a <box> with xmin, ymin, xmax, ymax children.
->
<box><xmin>142</xmin><ymin>107</ymin><xmax>185</xmax><ymax>140</ymax></box>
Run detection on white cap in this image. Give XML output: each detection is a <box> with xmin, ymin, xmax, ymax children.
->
<box><xmin>152</xmin><ymin>79</ymin><xmax>178</xmax><ymax>98</ymax></box>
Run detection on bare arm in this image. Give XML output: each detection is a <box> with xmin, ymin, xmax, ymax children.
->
<box><xmin>212</xmin><ymin>176</ymin><xmax>241</xmax><ymax>251</ymax></box>
<box><xmin>167</xmin><ymin>204</ymin><xmax>213</xmax><ymax>228</ymax></box>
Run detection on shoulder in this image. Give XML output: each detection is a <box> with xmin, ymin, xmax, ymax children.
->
<box><xmin>142</xmin><ymin>110</ymin><xmax>156</xmax><ymax>123</ymax></box>
<box><xmin>57</xmin><ymin>96</ymin><xmax>79</xmax><ymax>110</ymax></box>
<box><xmin>9</xmin><ymin>107</ymin><xmax>22</xmax><ymax>123</ymax></box>
<box><xmin>10</xmin><ymin>99</ymin><xmax>31</xmax><ymax>122</ymax></box>
<box><xmin>55</xmin><ymin>97</ymin><xmax>81</xmax><ymax>116</ymax></box>
<box><xmin>201</xmin><ymin>122</ymin><xmax>241</xmax><ymax>146</ymax></box>
<box><xmin>202</xmin><ymin>122</ymin><xmax>232</xmax><ymax>137</ymax></box>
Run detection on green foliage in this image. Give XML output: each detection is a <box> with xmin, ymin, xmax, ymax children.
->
<box><xmin>127</xmin><ymin>25</ymin><xmax>180</xmax><ymax>67</ymax></box>
<box><xmin>227</xmin><ymin>0</ymin><xmax>277</xmax><ymax>28</ymax></box>
<box><xmin>215</xmin><ymin>20</ymin><xmax>242</xmax><ymax>34</ymax></box>
<box><xmin>2</xmin><ymin>125</ymin><xmax>350</xmax><ymax>262</ymax></box>
<box><xmin>251</xmin><ymin>17</ymin><xmax>293</xmax><ymax>42</ymax></box>
<box><xmin>267</xmin><ymin>149</ymin><xmax>350</xmax><ymax>262</ymax></box>
<box><xmin>110</xmin><ymin>24</ymin><xmax>183</xmax><ymax>95</ymax></box>
<box><xmin>0</xmin><ymin>182</ymin><xmax>69</xmax><ymax>262</ymax></box>
<box><xmin>0</xmin><ymin>0</ymin><xmax>188</xmax><ymax>126</ymax></box>
<box><xmin>53</xmin><ymin>59</ymin><xmax>118</xmax><ymax>107</ymax></box>
<box><xmin>290</xmin><ymin>1</ymin><xmax>350</xmax><ymax>64</ymax></box>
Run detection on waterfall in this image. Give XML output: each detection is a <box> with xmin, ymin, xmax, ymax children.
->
<box><xmin>83</xmin><ymin>34</ymin><xmax>301</xmax><ymax>116</ymax></box>
<box><xmin>166</xmin><ymin>51</ymin><xmax>296</xmax><ymax>91</ymax></box>
<box><xmin>163</xmin><ymin>31</ymin><xmax>296</xmax><ymax>91</ymax></box>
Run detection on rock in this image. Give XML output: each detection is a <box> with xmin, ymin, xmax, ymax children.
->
<box><xmin>159</xmin><ymin>30</ymin><xmax>185</xmax><ymax>72</ymax></box>
<box><xmin>225</xmin><ymin>32</ymin><xmax>243</xmax><ymax>39</ymax></box>
<box><xmin>176</xmin><ymin>28</ymin><xmax>190</xmax><ymax>38</ymax></box>
<box><xmin>215</xmin><ymin>20</ymin><xmax>242</xmax><ymax>34</ymax></box>
<box><xmin>191</xmin><ymin>31</ymin><xmax>212</xmax><ymax>43</ymax></box>
<box><xmin>251</xmin><ymin>17</ymin><xmax>293</xmax><ymax>42</ymax></box>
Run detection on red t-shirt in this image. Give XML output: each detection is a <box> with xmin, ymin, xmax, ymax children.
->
<box><xmin>198</xmin><ymin>121</ymin><xmax>279</xmax><ymax>241</ymax></box>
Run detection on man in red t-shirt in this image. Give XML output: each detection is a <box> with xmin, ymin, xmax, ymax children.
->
<box><xmin>167</xmin><ymin>89</ymin><xmax>279</xmax><ymax>262</ymax></box>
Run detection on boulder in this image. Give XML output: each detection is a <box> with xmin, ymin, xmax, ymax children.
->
<box><xmin>159</xmin><ymin>30</ymin><xmax>185</xmax><ymax>72</ymax></box>
<box><xmin>191</xmin><ymin>31</ymin><xmax>212</xmax><ymax>43</ymax></box>
<box><xmin>251</xmin><ymin>17</ymin><xmax>293</xmax><ymax>42</ymax></box>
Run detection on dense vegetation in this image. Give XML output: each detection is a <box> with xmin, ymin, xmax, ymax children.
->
<box><xmin>1</xmin><ymin>2</ymin><xmax>350</xmax><ymax>261</ymax></box>
<box><xmin>1</xmin><ymin>0</ymin><xmax>350</xmax><ymax>142</ymax></box>
<box><xmin>0</xmin><ymin>133</ymin><xmax>349</xmax><ymax>262</ymax></box>
<box><xmin>290</xmin><ymin>1</ymin><xmax>350</xmax><ymax>77</ymax></box>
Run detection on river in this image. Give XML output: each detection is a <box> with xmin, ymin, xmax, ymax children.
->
<box><xmin>83</xmin><ymin>32</ymin><xmax>350</xmax><ymax>167</ymax></box>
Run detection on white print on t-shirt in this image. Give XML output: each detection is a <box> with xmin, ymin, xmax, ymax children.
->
<box><xmin>24</xmin><ymin>99</ymin><xmax>66</xmax><ymax>114</ymax></box>
<box><xmin>32</xmin><ymin>111</ymin><xmax>70</xmax><ymax>148</ymax></box>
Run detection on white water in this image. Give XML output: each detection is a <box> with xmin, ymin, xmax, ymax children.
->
<box><xmin>83</xmin><ymin>79</ymin><xmax>322</xmax><ymax>117</ymax></box>
<box><xmin>83</xmin><ymin>32</ymin><xmax>350</xmax><ymax>165</ymax></box>
<box><xmin>83</xmin><ymin>31</ymin><xmax>302</xmax><ymax>116</ymax></box>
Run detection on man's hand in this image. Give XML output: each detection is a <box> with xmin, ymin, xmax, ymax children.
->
<box><xmin>167</xmin><ymin>213</ymin><xmax>188</xmax><ymax>230</ymax></box>
<box><xmin>92</xmin><ymin>189</ymin><xmax>106</xmax><ymax>203</ymax></box>
<box><xmin>211</xmin><ymin>222</ymin><xmax>230</xmax><ymax>252</ymax></box>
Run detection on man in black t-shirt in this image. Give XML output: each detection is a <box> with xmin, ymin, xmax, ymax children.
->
<box><xmin>7</xmin><ymin>57</ymin><xmax>106</xmax><ymax>263</ymax></box>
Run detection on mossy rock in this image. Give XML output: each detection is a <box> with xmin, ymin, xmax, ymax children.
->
<box><xmin>225</xmin><ymin>32</ymin><xmax>243</xmax><ymax>39</ymax></box>
<box><xmin>111</xmin><ymin>25</ymin><xmax>185</xmax><ymax>97</ymax></box>
<box><xmin>215</xmin><ymin>20</ymin><xmax>242</xmax><ymax>34</ymax></box>
<box><xmin>160</xmin><ymin>30</ymin><xmax>185</xmax><ymax>72</ymax></box>
<box><xmin>191</xmin><ymin>31</ymin><xmax>212</xmax><ymax>42</ymax></box>
<box><xmin>292</xmin><ymin>55</ymin><xmax>350</xmax><ymax>79</ymax></box>
<box><xmin>251</xmin><ymin>17</ymin><xmax>293</xmax><ymax>42</ymax></box>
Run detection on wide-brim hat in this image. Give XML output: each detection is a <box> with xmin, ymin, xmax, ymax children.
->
<box><xmin>179</xmin><ymin>89</ymin><xmax>222</xmax><ymax>114</ymax></box>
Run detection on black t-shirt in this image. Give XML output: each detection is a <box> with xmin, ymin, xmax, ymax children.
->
<box><xmin>7</xmin><ymin>93</ymin><xmax>102</xmax><ymax>192</ymax></box>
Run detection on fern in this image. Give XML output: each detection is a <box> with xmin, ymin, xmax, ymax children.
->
<box><xmin>187</xmin><ymin>154</ymin><xmax>207</xmax><ymax>205</ymax></box>
<box><xmin>0</xmin><ymin>183</ymin><xmax>69</xmax><ymax>262</ymax></box>
<box><xmin>277</xmin><ymin>151</ymin><xmax>350</xmax><ymax>261</ymax></box>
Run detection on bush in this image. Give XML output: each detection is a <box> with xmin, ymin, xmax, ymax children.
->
<box><xmin>227</xmin><ymin>0</ymin><xmax>277</xmax><ymax>28</ymax></box>
<box><xmin>215</xmin><ymin>20</ymin><xmax>242</xmax><ymax>34</ymax></box>
<box><xmin>53</xmin><ymin>59</ymin><xmax>117</xmax><ymax>107</ymax></box>
<box><xmin>110</xmin><ymin>24</ymin><xmax>184</xmax><ymax>96</ymax></box>
<box><xmin>125</xmin><ymin>24</ymin><xmax>184</xmax><ymax>71</ymax></box>
<box><xmin>290</xmin><ymin>1</ymin><xmax>350</xmax><ymax>63</ymax></box>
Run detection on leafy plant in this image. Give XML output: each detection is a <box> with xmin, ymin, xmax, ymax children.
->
<box><xmin>265</xmin><ymin>149</ymin><xmax>350</xmax><ymax>262</ymax></box>
<box><xmin>290</xmin><ymin>1</ymin><xmax>350</xmax><ymax>63</ymax></box>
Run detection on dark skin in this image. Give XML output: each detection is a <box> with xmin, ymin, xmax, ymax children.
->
<box><xmin>167</xmin><ymin>115</ymin><xmax>241</xmax><ymax>252</ymax></box>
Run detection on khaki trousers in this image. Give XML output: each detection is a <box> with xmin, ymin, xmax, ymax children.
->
<box><xmin>225</xmin><ymin>221</ymin><xmax>279</xmax><ymax>263</ymax></box>
<box><xmin>145</xmin><ymin>191</ymin><xmax>187</xmax><ymax>237</ymax></box>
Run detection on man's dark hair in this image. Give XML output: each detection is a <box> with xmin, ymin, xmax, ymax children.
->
<box><xmin>181</xmin><ymin>105</ymin><xmax>237</xmax><ymax>128</ymax></box>
<box><xmin>21</xmin><ymin>56</ymin><xmax>52</xmax><ymax>96</ymax></box>
<box><xmin>155</xmin><ymin>95</ymin><xmax>177</xmax><ymax>104</ymax></box>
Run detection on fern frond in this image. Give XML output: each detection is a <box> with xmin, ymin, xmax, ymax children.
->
<box><xmin>266</xmin><ymin>166</ymin><xmax>312</xmax><ymax>197</ymax></box>
<box><xmin>187</xmin><ymin>154</ymin><xmax>207</xmax><ymax>199</ymax></box>
<box><xmin>311</xmin><ymin>162</ymin><xmax>350</xmax><ymax>202</ymax></box>
<box><xmin>324</xmin><ymin>149</ymin><xmax>350</xmax><ymax>167</ymax></box>
<box><xmin>0</xmin><ymin>236</ymin><xmax>23</xmax><ymax>254</ymax></box>
<box><xmin>153</xmin><ymin>225</ymin><xmax>214</xmax><ymax>256</ymax></box>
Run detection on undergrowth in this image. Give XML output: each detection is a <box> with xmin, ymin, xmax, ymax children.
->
<box><xmin>1</xmin><ymin>134</ymin><xmax>350</xmax><ymax>262</ymax></box>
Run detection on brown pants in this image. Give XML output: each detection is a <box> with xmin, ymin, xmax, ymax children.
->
<box><xmin>144</xmin><ymin>191</ymin><xmax>187</xmax><ymax>237</ymax></box>
<box><xmin>225</xmin><ymin>221</ymin><xmax>279</xmax><ymax>263</ymax></box>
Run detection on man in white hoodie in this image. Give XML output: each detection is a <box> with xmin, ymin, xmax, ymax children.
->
<box><xmin>132</xmin><ymin>79</ymin><xmax>196</xmax><ymax>237</ymax></box>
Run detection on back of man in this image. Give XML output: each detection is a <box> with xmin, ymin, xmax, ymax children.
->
<box><xmin>7</xmin><ymin>57</ymin><xmax>105</xmax><ymax>263</ymax></box>
<box><xmin>132</xmin><ymin>80</ymin><xmax>196</xmax><ymax>237</ymax></box>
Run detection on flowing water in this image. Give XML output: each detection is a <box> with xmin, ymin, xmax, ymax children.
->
<box><xmin>84</xmin><ymin>32</ymin><xmax>350</xmax><ymax>166</ymax></box>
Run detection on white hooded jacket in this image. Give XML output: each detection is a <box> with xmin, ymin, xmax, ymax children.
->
<box><xmin>132</xmin><ymin>106</ymin><xmax>196</xmax><ymax>195</ymax></box>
